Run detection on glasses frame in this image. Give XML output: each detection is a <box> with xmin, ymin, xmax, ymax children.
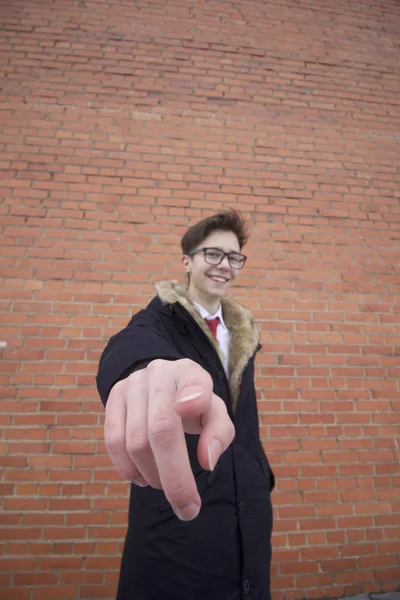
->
<box><xmin>188</xmin><ymin>247</ymin><xmax>247</xmax><ymax>270</ymax></box>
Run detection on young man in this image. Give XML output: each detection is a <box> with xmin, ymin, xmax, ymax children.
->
<box><xmin>96</xmin><ymin>209</ymin><xmax>274</xmax><ymax>600</ymax></box>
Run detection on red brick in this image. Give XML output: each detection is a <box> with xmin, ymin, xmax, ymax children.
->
<box><xmin>13</xmin><ymin>572</ymin><xmax>59</xmax><ymax>586</ymax></box>
<box><xmin>38</xmin><ymin>557</ymin><xmax>83</xmax><ymax>570</ymax></box>
<box><xmin>296</xmin><ymin>573</ymin><xmax>335</xmax><ymax>588</ymax></box>
<box><xmin>355</xmin><ymin>502</ymin><xmax>392</xmax><ymax>515</ymax></box>
<box><xmin>359</xmin><ymin>554</ymin><xmax>395</xmax><ymax>569</ymax></box>
<box><xmin>0</xmin><ymin>558</ymin><xmax>36</xmax><ymax>571</ymax></box>
<box><xmin>32</xmin><ymin>587</ymin><xmax>79</xmax><ymax>600</ymax></box>
<box><xmin>59</xmin><ymin>572</ymin><xmax>104</xmax><ymax>585</ymax></box>
<box><xmin>0</xmin><ymin>590</ymin><xmax>30</xmax><ymax>600</ymax></box>
<box><xmin>299</xmin><ymin>518</ymin><xmax>335</xmax><ymax>531</ymax></box>
<box><xmin>321</xmin><ymin>558</ymin><xmax>358</xmax><ymax>572</ymax></box>
<box><xmin>336</xmin><ymin>570</ymin><xmax>374</xmax><ymax>584</ymax></box>
<box><xmin>375</xmin><ymin>566</ymin><xmax>400</xmax><ymax>583</ymax></box>
<box><xmin>80</xmin><ymin>585</ymin><xmax>118</xmax><ymax>599</ymax></box>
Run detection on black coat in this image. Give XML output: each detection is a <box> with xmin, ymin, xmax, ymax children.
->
<box><xmin>97</xmin><ymin>281</ymin><xmax>274</xmax><ymax>600</ymax></box>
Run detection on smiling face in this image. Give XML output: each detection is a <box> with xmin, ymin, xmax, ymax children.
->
<box><xmin>182</xmin><ymin>230</ymin><xmax>242</xmax><ymax>313</ymax></box>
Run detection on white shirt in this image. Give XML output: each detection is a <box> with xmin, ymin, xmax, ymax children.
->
<box><xmin>193</xmin><ymin>301</ymin><xmax>230</xmax><ymax>377</ymax></box>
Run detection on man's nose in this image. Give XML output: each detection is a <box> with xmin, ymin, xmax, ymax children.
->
<box><xmin>219</xmin><ymin>255</ymin><xmax>231</xmax><ymax>269</ymax></box>
<box><xmin>218</xmin><ymin>256</ymin><xmax>231</xmax><ymax>273</ymax></box>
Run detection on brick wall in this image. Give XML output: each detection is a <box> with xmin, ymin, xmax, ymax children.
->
<box><xmin>1</xmin><ymin>0</ymin><xmax>399</xmax><ymax>598</ymax></box>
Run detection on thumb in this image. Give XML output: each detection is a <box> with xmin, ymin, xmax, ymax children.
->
<box><xmin>196</xmin><ymin>393</ymin><xmax>235</xmax><ymax>471</ymax></box>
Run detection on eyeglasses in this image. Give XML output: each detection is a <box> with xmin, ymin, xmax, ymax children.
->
<box><xmin>188</xmin><ymin>247</ymin><xmax>247</xmax><ymax>270</ymax></box>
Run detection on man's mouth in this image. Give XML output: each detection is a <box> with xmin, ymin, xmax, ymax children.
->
<box><xmin>207</xmin><ymin>274</ymin><xmax>230</xmax><ymax>283</ymax></box>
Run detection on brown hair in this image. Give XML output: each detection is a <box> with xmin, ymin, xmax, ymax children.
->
<box><xmin>181</xmin><ymin>208</ymin><xmax>249</xmax><ymax>256</ymax></box>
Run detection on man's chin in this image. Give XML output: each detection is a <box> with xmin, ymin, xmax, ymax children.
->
<box><xmin>205</xmin><ymin>282</ymin><xmax>230</xmax><ymax>297</ymax></box>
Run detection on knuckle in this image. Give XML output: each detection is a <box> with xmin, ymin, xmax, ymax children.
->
<box><xmin>177</xmin><ymin>358</ymin><xmax>195</xmax><ymax>369</ymax></box>
<box><xmin>148</xmin><ymin>416</ymin><xmax>176</xmax><ymax>445</ymax></box>
<box><xmin>151</xmin><ymin>384</ymin><xmax>164</xmax><ymax>397</ymax></box>
<box><xmin>104</xmin><ymin>413</ymin><xmax>124</xmax><ymax>446</ymax></box>
<box><xmin>108</xmin><ymin>378</ymin><xmax>127</xmax><ymax>402</ymax></box>
<box><xmin>126</xmin><ymin>430</ymin><xmax>149</xmax><ymax>455</ymax></box>
<box><xmin>166</xmin><ymin>481</ymin><xmax>187</xmax><ymax>501</ymax></box>
<box><xmin>177</xmin><ymin>362</ymin><xmax>213</xmax><ymax>391</ymax></box>
<box><xmin>104</xmin><ymin>431</ymin><xmax>125</xmax><ymax>455</ymax></box>
<box><xmin>148</xmin><ymin>358</ymin><xmax>166</xmax><ymax>372</ymax></box>
<box><xmin>150</xmin><ymin>426</ymin><xmax>175</xmax><ymax>445</ymax></box>
<box><xmin>127</xmin><ymin>368</ymin><xmax>147</xmax><ymax>384</ymax></box>
<box><xmin>178</xmin><ymin>358</ymin><xmax>205</xmax><ymax>375</ymax></box>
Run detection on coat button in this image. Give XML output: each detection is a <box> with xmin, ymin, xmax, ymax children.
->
<box><xmin>243</xmin><ymin>580</ymin><xmax>250</xmax><ymax>594</ymax></box>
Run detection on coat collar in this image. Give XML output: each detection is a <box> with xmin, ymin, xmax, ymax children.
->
<box><xmin>192</xmin><ymin>300</ymin><xmax>228</xmax><ymax>331</ymax></box>
<box><xmin>155</xmin><ymin>280</ymin><xmax>260</xmax><ymax>410</ymax></box>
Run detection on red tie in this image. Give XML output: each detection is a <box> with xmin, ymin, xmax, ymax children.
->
<box><xmin>205</xmin><ymin>317</ymin><xmax>220</xmax><ymax>339</ymax></box>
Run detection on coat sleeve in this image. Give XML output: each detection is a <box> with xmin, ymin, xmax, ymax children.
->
<box><xmin>96</xmin><ymin>308</ymin><xmax>182</xmax><ymax>405</ymax></box>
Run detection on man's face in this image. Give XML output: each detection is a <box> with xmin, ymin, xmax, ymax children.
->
<box><xmin>182</xmin><ymin>230</ymin><xmax>242</xmax><ymax>301</ymax></box>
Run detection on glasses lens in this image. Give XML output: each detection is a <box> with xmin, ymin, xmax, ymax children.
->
<box><xmin>205</xmin><ymin>249</ymin><xmax>223</xmax><ymax>264</ymax></box>
<box><xmin>229</xmin><ymin>254</ymin><xmax>245</xmax><ymax>269</ymax></box>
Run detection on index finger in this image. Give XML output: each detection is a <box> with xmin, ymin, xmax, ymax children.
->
<box><xmin>147</xmin><ymin>367</ymin><xmax>201</xmax><ymax>521</ymax></box>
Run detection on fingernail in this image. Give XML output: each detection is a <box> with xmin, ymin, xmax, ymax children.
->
<box><xmin>175</xmin><ymin>502</ymin><xmax>200</xmax><ymax>521</ymax></box>
<box><xmin>177</xmin><ymin>391</ymin><xmax>202</xmax><ymax>403</ymax></box>
<box><xmin>208</xmin><ymin>438</ymin><xmax>222</xmax><ymax>471</ymax></box>
<box><xmin>132</xmin><ymin>476</ymin><xmax>148</xmax><ymax>487</ymax></box>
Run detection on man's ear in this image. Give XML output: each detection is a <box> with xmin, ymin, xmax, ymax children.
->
<box><xmin>182</xmin><ymin>255</ymin><xmax>191</xmax><ymax>273</ymax></box>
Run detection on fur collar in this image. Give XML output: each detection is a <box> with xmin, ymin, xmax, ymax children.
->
<box><xmin>155</xmin><ymin>280</ymin><xmax>260</xmax><ymax>411</ymax></box>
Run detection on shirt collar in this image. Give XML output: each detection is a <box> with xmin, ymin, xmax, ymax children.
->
<box><xmin>192</xmin><ymin>301</ymin><xmax>228</xmax><ymax>330</ymax></box>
